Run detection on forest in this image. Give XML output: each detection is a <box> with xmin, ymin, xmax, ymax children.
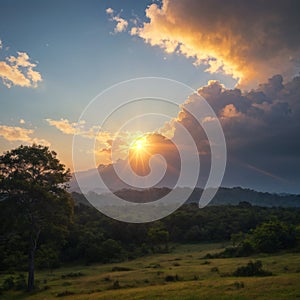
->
<box><xmin>1</xmin><ymin>194</ymin><xmax>300</xmax><ymax>270</ymax></box>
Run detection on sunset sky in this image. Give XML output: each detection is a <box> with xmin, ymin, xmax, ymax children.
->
<box><xmin>1</xmin><ymin>0</ymin><xmax>300</xmax><ymax>193</ymax></box>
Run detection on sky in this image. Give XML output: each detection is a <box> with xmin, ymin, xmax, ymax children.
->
<box><xmin>1</xmin><ymin>0</ymin><xmax>300</xmax><ymax>194</ymax></box>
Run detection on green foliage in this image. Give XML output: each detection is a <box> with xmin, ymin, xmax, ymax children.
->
<box><xmin>0</xmin><ymin>145</ymin><xmax>73</xmax><ymax>291</ymax></box>
<box><xmin>250</xmin><ymin>220</ymin><xmax>296</xmax><ymax>253</ymax></box>
<box><xmin>232</xmin><ymin>260</ymin><xmax>272</xmax><ymax>277</ymax></box>
<box><xmin>58</xmin><ymin>202</ymin><xmax>300</xmax><ymax>265</ymax></box>
<box><xmin>207</xmin><ymin>219</ymin><xmax>298</xmax><ymax>258</ymax></box>
<box><xmin>101</xmin><ymin>239</ymin><xmax>123</xmax><ymax>262</ymax></box>
<box><xmin>14</xmin><ymin>274</ymin><xmax>27</xmax><ymax>290</ymax></box>
<box><xmin>147</xmin><ymin>224</ymin><xmax>169</xmax><ymax>253</ymax></box>
<box><xmin>1</xmin><ymin>274</ymin><xmax>27</xmax><ymax>291</ymax></box>
<box><xmin>36</xmin><ymin>244</ymin><xmax>61</xmax><ymax>269</ymax></box>
<box><xmin>2</xmin><ymin>276</ymin><xmax>15</xmax><ymax>291</ymax></box>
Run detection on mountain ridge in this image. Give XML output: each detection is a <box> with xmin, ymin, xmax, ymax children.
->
<box><xmin>71</xmin><ymin>186</ymin><xmax>300</xmax><ymax>208</ymax></box>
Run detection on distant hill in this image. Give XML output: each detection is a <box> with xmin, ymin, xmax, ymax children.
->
<box><xmin>190</xmin><ymin>187</ymin><xmax>300</xmax><ymax>207</ymax></box>
<box><xmin>71</xmin><ymin>186</ymin><xmax>300</xmax><ymax>208</ymax></box>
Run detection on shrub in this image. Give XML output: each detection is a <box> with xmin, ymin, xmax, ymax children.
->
<box><xmin>210</xmin><ymin>267</ymin><xmax>219</xmax><ymax>273</ymax></box>
<box><xmin>103</xmin><ymin>276</ymin><xmax>111</xmax><ymax>282</ymax></box>
<box><xmin>1</xmin><ymin>274</ymin><xmax>27</xmax><ymax>291</ymax></box>
<box><xmin>14</xmin><ymin>274</ymin><xmax>26</xmax><ymax>290</ymax></box>
<box><xmin>165</xmin><ymin>274</ymin><xmax>180</xmax><ymax>282</ymax></box>
<box><xmin>250</xmin><ymin>221</ymin><xmax>296</xmax><ymax>253</ymax></box>
<box><xmin>112</xmin><ymin>280</ymin><xmax>120</xmax><ymax>289</ymax></box>
<box><xmin>111</xmin><ymin>266</ymin><xmax>132</xmax><ymax>272</ymax></box>
<box><xmin>2</xmin><ymin>276</ymin><xmax>14</xmax><ymax>291</ymax></box>
<box><xmin>233</xmin><ymin>260</ymin><xmax>272</xmax><ymax>277</ymax></box>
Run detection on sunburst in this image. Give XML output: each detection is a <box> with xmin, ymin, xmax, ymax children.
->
<box><xmin>130</xmin><ymin>136</ymin><xmax>149</xmax><ymax>153</ymax></box>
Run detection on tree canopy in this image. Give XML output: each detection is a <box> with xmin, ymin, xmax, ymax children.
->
<box><xmin>0</xmin><ymin>145</ymin><xmax>73</xmax><ymax>291</ymax></box>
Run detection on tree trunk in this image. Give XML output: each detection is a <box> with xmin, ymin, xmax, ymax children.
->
<box><xmin>27</xmin><ymin>229</ymin><xmax>40</xmax><ymax>292</ymax></box>
<box><xmin>27</xmin><ymin>247</ymin><xmax>35</xmax><ymax>291</ymax></box>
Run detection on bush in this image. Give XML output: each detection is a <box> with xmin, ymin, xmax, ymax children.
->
<box><xmin>1</xmin><ymin>274</ymin><xmax>27</xmax><ymax>291</ymax></box>
<box><xmin>112</xmin><ymin>280</ymin><xmax>120</xmax><ymax>289</ymax></box>
<box><xmin>103</xmin><ymin>276</ymin><xmax>111</xmax><ymax>282</ymax></box>
<box><xmin>205</xmin><ymin>220</ymin><xmax>297</xmax><ymax>259</ymax></box>
<box><xmin>36</xmin><ymin>245</ymin><xmax>61</xmax><ymax>269</ymax></box>
<box><xmin>165</xmin><ymin>274</ymin><xmax>180</xmax><ymax>282</ymax></box>
<box><xmin>2</xmin><ymin>276</ymin><xmax>14</xmax><ymax>291</ymax></box>
<box><xmin>14</xmin><ymin>274</ymin><xmax>26</xmax><ymax>290</ymax></box>
<box><xmin>233</xmin><ymin>260</ymin><xmax>272</xmax><ymax>277</ymax></box>
<box><xmin>101</xmin><ymin>239</ymin><xmax>123</xmax><ymax>263</ymax></box>
<box><xmin>210</xmin><ymin>267</ymin><xmax>219</xmax><ymax>273</ymax></box>
<box><xmin>250</xmin><ymin>221</ymin><xmax>296</xmax><ymax>253</ymax></box>
<box><xmin>111</xmin><ymin>266</ymin><xmax>132</xmax><ymax>272</ymax></box>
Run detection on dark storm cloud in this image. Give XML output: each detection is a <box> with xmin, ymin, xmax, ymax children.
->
<box><xmin>131</xmin><ymin>0</ymin><xmax>300</xmax><ymax>87</ymax></box>
<box><xmin>174</xmin><ymin>75</ymin><xmax>300</xmax><ymax>192</ymax></box>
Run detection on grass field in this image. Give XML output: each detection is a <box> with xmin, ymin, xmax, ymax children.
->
<box><xmin>1</xmin><ymin>243</ymin><xmax>300</xmax><ymax>299</ymax></box>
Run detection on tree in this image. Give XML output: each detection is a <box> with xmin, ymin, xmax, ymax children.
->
<box><xmin>0</xmin><ymin>145</ymin><xmax>73</xmax><ymax>291</ymax></box>
<box><xmin>250</xmin><ymin>220</ymin><xmax>296</xmax><ymax>253</ymax></box>
<box><xmin>147</xmin><ymin>225</ymin><xmax>169</xmax><ymax>253</ymax></box>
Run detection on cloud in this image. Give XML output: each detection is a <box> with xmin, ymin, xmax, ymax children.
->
<box><xmin>163</xmin><ymin>74</ymin><xmax>300</xmax><ymax>192</ymax></box>
<box><xmin>46</xmin><ymin>118</ymin><xmax>112</xmax><ymax>142</ymax></box>
<box><xmin>113</xmin><ymin>16</ymin><xmax>128</xmax><ymax>33</ymax></box>
<box><xmin>130</xmin><ymin>0</ymin><xmax>300</xmax><ymax>87</ymax></box>
<box><xmin>106</xmin><ymin>8</ymin><xmax>128</xmax><ymax>33</ymax></box>
<box><xmin>0</xmin><ymin>51</ymin><xmax>42</xmax><ymax>88</ymax></box>
<box><xmin>46</xmin><ymin>118</ymin><xmax>113</xmax><ymax>155</ymax></box>
<box><xmin>0</xmin><ymin>125</ymin><xmax>50</xmax><ymax>146</ymax></box>
<box><xmin>106</xmin><ymin>7</ymin><xmax>114</xmax><ymax>15</ymax></box>
<box><xmin>46</xmin><ymin>118</ymin><xmax>85</xmax><ymax>135</ymax></box>
<box><xmin>221</xmin><ymin>104</ymin><xmax>243</xmax><ymax>119</ymax></box>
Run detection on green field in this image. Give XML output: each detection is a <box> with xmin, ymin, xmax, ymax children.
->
<box><xmin>1</xmin><ymin>243</ymin><xmax>300</xmax><ymax>300</ymax></box>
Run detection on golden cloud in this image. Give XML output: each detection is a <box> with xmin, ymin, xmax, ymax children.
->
<box><xmin>0</xmin><ymin>125</ymin><xmax>49</xmax><ymax>146</ymax></box>
<box><xmin>130</xmin><ymin>0</ymin><xmax>300</xmax><ymax>87</ymax></box>
<box><xmin>0</xmin><ymin>51</ymin><xmax>42</xmax><ymax>88</ymax></box>
<box><xmin>106</xmin><ymin>7</ymin><xmax>128</xmax><ymax>33</ymax></box>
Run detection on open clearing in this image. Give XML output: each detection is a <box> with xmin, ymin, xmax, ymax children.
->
<box><xmin>1</xmin><ymin>243</ymin><xmax>300</xmax><ymax>299</ymax></box>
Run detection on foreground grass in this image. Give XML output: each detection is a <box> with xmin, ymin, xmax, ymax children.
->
<box><xmin>1</xmin><ymin>243</ymin><xmax>300</xmax><ymax>299</ymax></box>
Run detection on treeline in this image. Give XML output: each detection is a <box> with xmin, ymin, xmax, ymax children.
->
<box><xmin>205</xmin><ymin>219</ymin><xmax>299</xmax><ymax>259</ymax></box>
<box><xmin>1</xmin><ymin>197</ymin><xmax>300</xmax><ymax>271</ymax></box>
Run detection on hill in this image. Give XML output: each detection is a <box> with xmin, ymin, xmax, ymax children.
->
<box><xmin>71</xmin><ymin>186</ymin><xmax>300</xmax><ymax>208</ymax></box>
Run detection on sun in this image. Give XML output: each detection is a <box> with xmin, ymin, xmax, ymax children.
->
<box><xmin>128</xmin><ymin>135</ymin><xmax>152</xmax><ymax>175</ymax></box>
<box><xmin>130</xmin><ymin>136</ymin><xmax>148</xmax><ymax>153</ymax></box>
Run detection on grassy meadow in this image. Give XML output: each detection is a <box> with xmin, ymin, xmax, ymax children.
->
<box><xmin>1</xmin><ymin>243</ymin><xmax>300</xmax><ymax>299</ymax></box>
